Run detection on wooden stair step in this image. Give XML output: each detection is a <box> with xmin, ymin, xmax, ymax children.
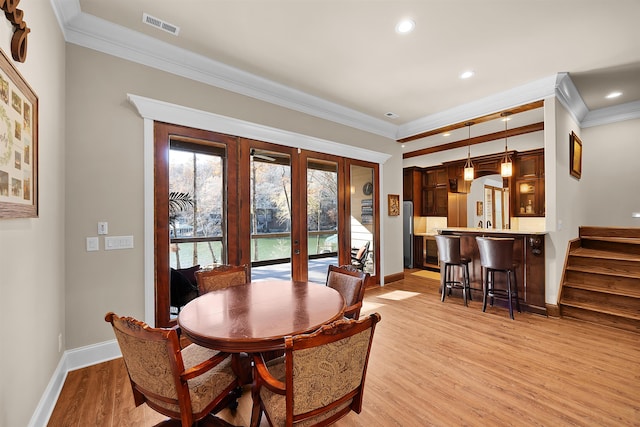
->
<box><xmin>581</xmin><ymin>236</ymin><xmax>640</xmax><ymax>245</ymax></box>
<box><xmin>570</xmin><ymin>247</ymin><xmax>640</xmax><ymax>262</ymax></box>
<box><xmin>560</xmin><ymin>299</ymin><xmax>640</xmax><ymax>321</ymax></box>
<box><xmin>560</xmin><ymin>305</ymin><xmax>640</xmax><ymax>333</ymax></box>
<box><xmin>566</xmin><ymin>264</ymin><xmax>640</xmax><ymax>279</ymax></box>
<box><xmin>579</xmin><ymin>226</ymin><xmax>640</xmax><ymax>240</ymax></box>
<box><xmin>562</xmin><ymin>280</ymin><xmax>640</xmax><ymax>299</ymax></box>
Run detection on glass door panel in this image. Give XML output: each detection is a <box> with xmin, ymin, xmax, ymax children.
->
<box><xmin>249</xmin><ymin>148</ymin><xmax>292</xmax><ymax>281</ymax></box>
<box><xmin>306</xmin><ymin>158</ymin><xmax>338</xmax><ymax>284</ymax></box>
<box><xmin>168</xmin><ymin>139</ymin><xmax>226</xmax><ymax>316</ymax></box>
<box><xmin>350</xmin><ymin>164</ymin><xmax>375</xmax><ymax>275</ymax></box>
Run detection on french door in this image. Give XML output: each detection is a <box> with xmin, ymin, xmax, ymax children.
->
<box><xmin>154</xmin><ymin>123</ymin><xmax>379</xmax><ymax>326</ymax></box>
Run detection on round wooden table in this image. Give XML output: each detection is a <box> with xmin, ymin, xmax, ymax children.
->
<box><xmin>178</xmin><ymin>280</ymin><xmax>346</xmax><ymax>352</ymax></box>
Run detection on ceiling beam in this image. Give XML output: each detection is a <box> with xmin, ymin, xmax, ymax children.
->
<box><xmin>397</xmin><ymin>100</ymin><xmax>544</xmax><ymax>143</ymax></box>
<box><xmin>402</xmin><ymin>122</ymin><xmax>544</xmax><ymax>159</ymax></box>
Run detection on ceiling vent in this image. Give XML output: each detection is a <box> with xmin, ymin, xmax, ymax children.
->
<box><xmin>142</xmin><ymin>13</ymin><xmax>180</xmax><ymax>36</ymax></box>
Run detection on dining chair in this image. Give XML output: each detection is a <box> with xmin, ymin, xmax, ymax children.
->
<box><xmin>195</xmin><ymin>264</ymin><xmax>250</xmax><ymax>295</ymax></box>
<box><xmin>326</xmin><ymin>264</ymin><xmax>369</xmax><ymax>319</ymax></box>
<box><xmin>105</xmin><ymin>312</ymin><xmax>241</xmax><ymax>427</ymax></box>
<box><xmin>250</xmin><ymin>312</ymin><xmax>382</xmax><ymax>427</ymax></box>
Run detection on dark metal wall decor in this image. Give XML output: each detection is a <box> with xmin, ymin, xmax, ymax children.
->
<box><xmin>1</xmin><ymin>0</ymin><xmax>30</xmax><ymax>62</ymax></box>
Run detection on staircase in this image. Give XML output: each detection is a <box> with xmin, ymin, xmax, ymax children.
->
<box><xmin>559</xmin><ymin>226</ymin><xmax>640</xmax><ymax>333</ymax></box>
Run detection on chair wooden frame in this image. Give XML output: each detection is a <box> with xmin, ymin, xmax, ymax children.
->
<box><xmin>195</xmin><ymin>264</ymin><xmax>250</xmax><ymax>295</ymax></box>
<box><xmin>350</xmin><ymin>241</ymin><xmax>370</xmax><ymax>271</ymax></box>
<box><xmin>105</xmin><ymin>312</ymin><xmax>241</xmax><ymax>427</ymax></box>
<box><xmin>250</xmin><ymin>313</ymin><xmax>381</xmax><ymax>427</ymax></box>
<box><xmin>326</xmin><ymin>264</ymin><xmax>369</xmax><ymax>319</ymax></box>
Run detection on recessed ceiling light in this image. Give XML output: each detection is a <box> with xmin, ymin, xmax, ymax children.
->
<box><xmin>459</xmin><ymin>70</ymin><xmax>475</xmax><ymax>79</ymax></box>
<box><xmin>385</xmin><ymin>112</ymin><xmax>399</xmax><ymax>119</ymax></box>
<box><xmin>396</xmin><ymin>19</ymin><xmax>415</xmax><ymax>34</ymax></box>
<box><xmin>606</xmin><ymin>91</ymin><xmax>622</xmax><ymax>99</ymax></box>
<box><xmin>443</xmin><ymin>132</ymin><xmax>451</xmax><ymax>137</ymax></box>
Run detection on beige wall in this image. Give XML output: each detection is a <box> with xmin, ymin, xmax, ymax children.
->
<box><xmin>65</xmin><ymin>44</ymin><xmax>403</xmax><ymax>349</ymax></box>
<box><xmin>582</xmin><ymin>117</ymin><xmax>640</xmax><ymax>226</ymax></box>
<box><xmin>0</xmin><ymin>3</ymin><xmax>66</xmax><ymax>426</ymax></box>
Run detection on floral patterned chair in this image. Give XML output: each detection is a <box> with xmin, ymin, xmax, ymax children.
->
<box><xmin>195</xmin><ymin>264</ymin><xmax>250</xmax><ymax>295</ymax></box>
<box><xmin>250</xmin><ymin>312</ymin><xmax>382</xmax><ymax>427</ymax></box>
<box><xmin>105</xmin><ymin>312</ymin><xmax>241</xmax><ymax>427</ymax></box>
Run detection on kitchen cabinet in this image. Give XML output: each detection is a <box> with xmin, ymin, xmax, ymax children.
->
<box><xmin>514</xmin><ymin>149</ymin><xmax>544</xmax><ymax>217</ymax></box>
<box><xmin>422</xmin><ymin>167</ymin><xmax>448</xmax><ymax>216</ymax></box>
<box><xmin>403</xmin><ymin>167</ymin><xmax>424</xmax><ymax>214</ymax></box>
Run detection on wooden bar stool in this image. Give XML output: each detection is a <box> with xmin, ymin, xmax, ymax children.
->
<box><xmin>476</xmin><ymin>236</ymin><xmax>521</xmax><ymax>319</ymax></box>
<box><xmin>435</xmin><ymin>234</ymin><xmax>471</xmax><ymax>306</ymax></box>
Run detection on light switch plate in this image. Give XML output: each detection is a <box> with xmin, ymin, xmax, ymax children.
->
<box><xmin>86</xmin><ymin>237</ymin><xmax>99</xmax><ymax>251</ymax></box>
<box><xmin>105</xmin><ymin>235</ymin><xmax>134</xmax><ymax>250</ymax></box>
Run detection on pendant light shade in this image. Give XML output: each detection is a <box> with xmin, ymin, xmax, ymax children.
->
<box><xmin>500</xmin><ymin>112</ymin><xmax>513</xmax><ymax>178</ymax></box>
<box><xmin>463</xmin><ymin>122</ymin><xmax>474</xmax><ymax>181</ymax></box>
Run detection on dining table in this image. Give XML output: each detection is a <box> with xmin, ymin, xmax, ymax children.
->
<box><xmin>178</xmin><ymin>280</ymin><xmax>346</xmax><ymax>353</ymax></box>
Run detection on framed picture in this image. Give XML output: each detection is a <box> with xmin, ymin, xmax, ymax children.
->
<box><xmin>476</xmin><ymin>201</ymin><xmax>483</xmax><ymax>216</ymax></box>
<box><xmin>0</xmin><ymin>48</ymin><xmax>38</xmax><ymax>218</ymax></box>
<box><xmin>388</xmin><ymin>194</ymin><xmax>400</xmax><ymax>216</ymax></box>
<box><xmin>570</xmin><ymin>131</ymin><xmax>582</xmax><ymax>179</ymax></box>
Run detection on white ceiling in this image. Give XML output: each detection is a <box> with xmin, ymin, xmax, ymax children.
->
<box><xmin>55</xmin><ymin>0</ymin><xmax>640</xmax><ymax>148</ymax></box>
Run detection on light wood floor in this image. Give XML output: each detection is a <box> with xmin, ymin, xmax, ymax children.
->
<box><xmin>49</xmin><ymin>271</ymin><xmax>640</xmax><ymax>426</ymax></box>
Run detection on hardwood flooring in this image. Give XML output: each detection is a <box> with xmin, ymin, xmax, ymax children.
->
<box><xmin>48</xmin><ymin>271</ymin><xmax>640</xmax><ymax>426</ymax></box>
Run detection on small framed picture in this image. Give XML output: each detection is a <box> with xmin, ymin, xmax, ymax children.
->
<box><xmin>476</xmin><ymin>201</ymin><xmax>483</xmax><ymax>216</ymax></box>
<box><xmin>570</xmin><ymin>131</ymin><xmax>582</xmax><ymax>179</ymax></box>
<box><xmin>388</xmin><ymin>194</ymin><xmax>400</xmax><ymax>216</ymax></box>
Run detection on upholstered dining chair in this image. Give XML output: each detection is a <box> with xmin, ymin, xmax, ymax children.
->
<box><xmin>250</xmin><ymin>312</ymin><xmax>382</xmax><ymax>427</ymax></box>
<box><xmin>195</xmin><ymin>264</ymin><xmax>250</xmax><ymax>295</ymax></box>
<box><xmin>326</xmin><ymin>264</ymin><xmax>369</xmax><ymax>319</ymax></box>
<box><xmin>105</xmin><ymin>312</ymin><xmax>241</xmax><ymax>427</ymax></box>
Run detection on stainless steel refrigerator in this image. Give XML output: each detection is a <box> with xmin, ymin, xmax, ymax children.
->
<box><xmin>403</xmin><ymin>201</ymin><xmax>413</xmax><ymax>268</ymax></box>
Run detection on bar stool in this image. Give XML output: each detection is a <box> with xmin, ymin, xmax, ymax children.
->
<box><xmin>435</xmin><ymin>234</ymin><xmax>471</xmax><ymax>306</ymax></box>
<box><xmin>475</xmin><ymin>236</ymin><xmax>521</xmax><ymax>319</ymax></box>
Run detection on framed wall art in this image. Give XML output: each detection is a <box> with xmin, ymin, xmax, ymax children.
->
<box><xmin>570</xmin><ymin>131</ymin><xmax>582</xmax><ymax>179</ymax></box>
<box><xmin>388</xmin><ymin>194</ymin><xmax>400</xmax><ymax>216</ymax></box>
<box><xmin>0</xmin><ymin>48</ymin><xmax>38</xmax><ymax>218</ymax></box>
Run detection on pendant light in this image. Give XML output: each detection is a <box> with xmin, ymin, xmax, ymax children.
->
<box><xmin>463</xmin><ymin>121</ymin><xmax>474</xmax><ymax>181</ymax></box>
<box><xmin>500</xmin><ymin>112</ymin><xmax>513</xmax><ymax>177</ymax></box>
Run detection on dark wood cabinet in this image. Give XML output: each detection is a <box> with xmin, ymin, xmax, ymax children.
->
<box><xmin>441</xmin><ymin>229</ymin><xmax>546</xmax><ymax>315</ymax></box>
<box><xmin>403</xmin><ymin>167</ymin><xmax>424</xmax><ymax>215</ymax></box>
<box><xmin>514</xmin><ymin>149</ymin><xmax>544</xmax><ymax>217</ymax></box>
<box><xmin>423</xmin><ymin>167</ymin><xmax>448</xmax><ymax>216</ymax></box>
<box><xmin>413</xmin><ymin>235</ymin><xmax>424</xmax><ymax>267</ymax></box>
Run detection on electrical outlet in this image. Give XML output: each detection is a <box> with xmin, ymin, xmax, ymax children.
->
<box><xmin>98</xmin><ymin>221</ymin><xmax>108</xmax><ymax>235</ymax></box>
<box><xmin>58</xmin><ymin>333</ymin><xmax>63</xmax><ymax>352</ymax></box>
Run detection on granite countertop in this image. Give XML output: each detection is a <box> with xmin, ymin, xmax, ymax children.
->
<box><xmin>437</xmin><ymin>227</ymin><xmax>548</xmax><ymax>235</ymax></box>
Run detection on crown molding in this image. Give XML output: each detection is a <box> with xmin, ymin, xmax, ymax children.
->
<box><xmin>396</xmin><ymin>75</ymin><xmax>558</xmax><ymax>140</ymax></box>
<box><xmin>554</xmin><ymin>72</ymin><xmax>589</xmax><ymax>124</ymax></box>
<box><xmin>51</xmin><ymin>0</ymin><xmax>638</xmax><ymax>141</ymax></box>
<box><xmin>581</xmin><ymin>100</ymin><xmax>640</xmax><ymax>128</ymax></box>
<box><xmin>51</xmin><ymin>0</ymin><xmax>397</xmax><ymax>139</ymax></box>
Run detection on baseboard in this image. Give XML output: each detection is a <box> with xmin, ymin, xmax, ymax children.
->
<box><xmin>28</xmin><ymin>340</ymin><xmax>121</xmax><ymax>427</ymax></box>
<box><xmin>384</xmin><ymin>271</ymin><xmax>404</xmax><ymax>284</ymax></box>
<box><xmin>546</xmin><ymin>304</ymin><xmax>561</xmax><ymax>318</ymax></box>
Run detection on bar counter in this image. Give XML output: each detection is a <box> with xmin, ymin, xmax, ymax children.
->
<box><xmin>437</xmin><ymin>228</ymin><xmax>547</xmax><ymax>315</ymax></box>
